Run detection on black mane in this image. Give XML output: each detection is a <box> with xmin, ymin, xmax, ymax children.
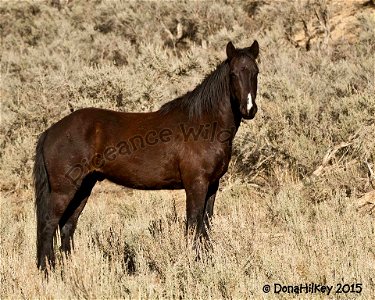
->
<box><xmin>159</xmin><ymin>61</ymin><xmax>230</xmax><ymax>118</ymax></box>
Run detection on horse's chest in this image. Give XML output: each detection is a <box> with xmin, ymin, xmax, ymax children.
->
<box><xmin>199</xmin><ymin>144</ymin><xmax>232</xmax><ymax>180</ymax></box>
<box><xmin>214</xmin><ymin>147</ymin><xmax>232</xmax><ymax>175</ymax></box>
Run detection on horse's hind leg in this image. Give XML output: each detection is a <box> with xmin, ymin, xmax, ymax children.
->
<box><xmin>59</xmin><ymin>197</ymin><xmax>88</xmax><ymax>254</ymax></box>
<box><xmin>59</xmin><ymin>174</ymin><xmax>97</xmax><ymax>255</ymax></box>
<box><xmin>37</xmin><ymin>192</ymin><xmax>72</xmax><ymax>270</ymax></box>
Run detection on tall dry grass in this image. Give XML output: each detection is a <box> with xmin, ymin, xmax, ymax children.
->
<box><xmin>1</xmin><ymin>0</ymin><xmax>374</xmax><ymax>298</ymax></box>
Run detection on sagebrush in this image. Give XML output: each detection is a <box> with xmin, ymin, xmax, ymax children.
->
<box><xmin>1</xmin><ymin>0</ymin><xmax>374</xmax><ymax>298</ymax></box>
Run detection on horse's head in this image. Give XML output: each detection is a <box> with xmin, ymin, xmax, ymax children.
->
<box><xmin>227</xmin><ymin>40</ymin><xmax>259</xmax><ymax>120</ymax></box>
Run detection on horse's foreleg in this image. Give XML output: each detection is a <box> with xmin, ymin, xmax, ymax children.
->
<box><xmin>184</xmin><ymin>178</ymin><xmax>209</xmax><ymax>238</ymax></box>
<box><xmin>203</xmin><ymin>180</ymin><xmax>219</xmax><ymax>235</ymax></box>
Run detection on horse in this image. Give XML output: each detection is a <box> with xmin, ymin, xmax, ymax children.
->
<box><xmin>33</xmin><ymin>40</ymin><xmax>259</xmax><ymax>270</ymax></box>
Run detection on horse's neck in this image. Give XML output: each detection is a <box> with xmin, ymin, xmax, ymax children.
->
<box><xmin>213</xmin><ymin>94</ymin><xmax>242</xmax><ymax>133</ymax></box>
<box><xmin>217</xmin><ymin>76</ymin><xmax>242</xmax><ymax>131</ymax></box>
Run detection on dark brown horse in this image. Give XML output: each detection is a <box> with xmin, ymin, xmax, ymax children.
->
<box><xmin>34</xmin><ymin>40</ymin><xmax>259</xmax><ymax>270</ymax></box>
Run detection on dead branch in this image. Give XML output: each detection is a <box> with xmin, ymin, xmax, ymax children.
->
<box><xmin>311</xmin><ymin>124</ymin><xmax>373</xmax><ymax>178</ymax></box>
<box><xmin>365</xmin><ymin>160</ymin><xmax>375</xmax><ymax>189</ymax></box>
<box><xmin>312</xmin><ymin>142</ymin><xmax>352</xmax><ymax>177</ymax></box>
<box><xmin>354</xmin><ymin>190</ymin><xmax>375</xmax><ymax>216</ymax></box>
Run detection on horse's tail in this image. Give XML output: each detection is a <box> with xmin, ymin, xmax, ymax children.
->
<box><xmin>33</xmin><ymin>130</ymin><xmax>50</xmax><ymax>266</ymax></box>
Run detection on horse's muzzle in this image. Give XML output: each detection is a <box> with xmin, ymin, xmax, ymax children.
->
<box><xmin>242</xmin><ymin>104</ymin><xmax>257</xmax><ymax>120</ymax></box>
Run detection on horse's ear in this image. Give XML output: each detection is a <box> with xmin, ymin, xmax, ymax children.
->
<box><xmin>226</xmin><ymin>41</ymin><xmax>236</xmax><ymax>60</ymax></box>
<box><xmin>248</xmin><ymin>40</ymin><xmax>259</xmax><ymax>58</ymax></box>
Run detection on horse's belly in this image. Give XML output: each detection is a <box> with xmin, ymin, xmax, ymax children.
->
<box><xmin>101</xmin><ymin>154</ymin><xmax>182</xmax><ymax>190</ymax></box>
<box><xmin>106</xmin><ymin>171</ymin><xmax>183</xmax><ymax>190</ymax></box>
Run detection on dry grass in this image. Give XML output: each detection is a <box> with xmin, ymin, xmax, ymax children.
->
<box><xmin>1</xmin><ymin>0</ymin><xmax>374</xmax><ymax>298</ymax></box>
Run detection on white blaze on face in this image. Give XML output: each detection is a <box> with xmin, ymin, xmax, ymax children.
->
<box><xmin>247</xmin><ymin>93</ymin><xmax>253</xmax><ymax>114</ymax></box>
